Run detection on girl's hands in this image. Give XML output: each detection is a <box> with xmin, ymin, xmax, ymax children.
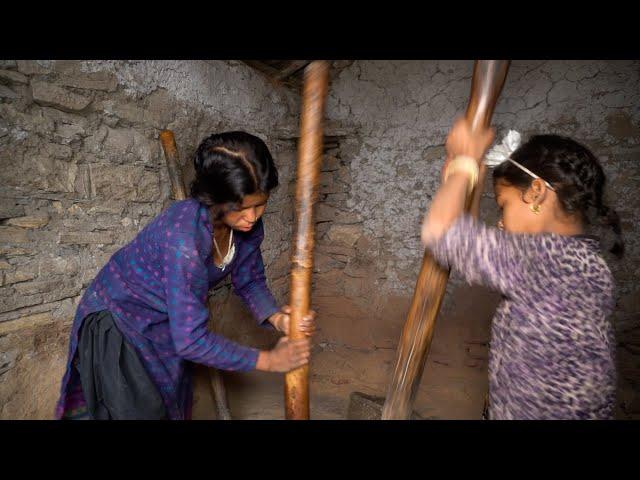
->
<box><xmin>268</xmin><ymin>305</ymin><xmax>316</xmax><ymax>337</ymax></box>
<box><xmin>256</xmin><ymin>336</ymin><xmax>311</xmax><ymax>373</ymax></box>
<box><xmin>256</xmin><ymin>306</ymin><xmax>316</xmax><ymax>372</ymax></box>
<box><xmin>422</xmin><ymin>118</ymin><xmax>494</xmax><ymax>246</ymax></box>
<box><xmin>443</xmin><ymin>117</ymin><xmax>495</xmax><ymax>177</ymax></box>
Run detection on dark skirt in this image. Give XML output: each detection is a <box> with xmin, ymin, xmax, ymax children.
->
<box><xmin>76</xmin><ymin>310</ymin><xmax>167</xmax><ymax>420</ymax></box>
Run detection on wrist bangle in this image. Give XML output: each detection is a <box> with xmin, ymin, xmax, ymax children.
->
<box><xmin>444</xmin><ymin>155</ymin><xmax>479</xmax><ymax>195</ymax></box>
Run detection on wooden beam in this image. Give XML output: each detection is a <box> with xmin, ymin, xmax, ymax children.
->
<box><xmin>243</xmin><ymin>60</ymin><xmax>282</xmax><ymax>78</ymax></box>
<box><xmin>274</xmin><ymin>60</ymin><xmax>311</xmax><ymax>81</ymax></box>
<box><xmin>242</xmin><ymin>60</ymin><xmax>304</xmax><ymax>90</ymax></box>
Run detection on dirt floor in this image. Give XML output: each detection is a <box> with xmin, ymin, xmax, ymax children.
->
<box><xmin>0</xmin><ymin>316</ymin><xmax>71</xmax><ymax>419</ymax></box>
<box><xmin>193</xmin><ymin>285</ymin><xmax>500</xmax><ymax>420</ymax></box>
<box><xmin>0</xmin><ymin>283</ymin><xmax>499</xmax><ymax>420</ymax></box>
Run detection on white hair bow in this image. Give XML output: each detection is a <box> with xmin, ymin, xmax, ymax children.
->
<box><xmin>484</xmin><ymin>130</ymin><xmax>522</xmax><ymax>167</ymax></box>
<box><xmin>484</xmin><ymin>129</ymin><xmax>555</xmax><ymax>191</ymax></box>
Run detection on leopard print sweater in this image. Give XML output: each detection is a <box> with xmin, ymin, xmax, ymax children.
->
<box><xmin>427</xmin><ymin>215</ymin><xmax>616</xmax><ymax>419</ymax></box>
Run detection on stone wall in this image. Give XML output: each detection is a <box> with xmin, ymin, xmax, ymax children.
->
<box><xmin>0</xmin><ymin>60</ymin><xmax>300</xmax><ymax>419</ymax></box>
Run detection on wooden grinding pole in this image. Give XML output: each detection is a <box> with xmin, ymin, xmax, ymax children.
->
<box><xmin>284</xmin><ymin>61</ymin><xmax>330</xmax><ymax>420</ymax></box>
<box><xmin>159</xmin><ymin>130</ymin><xmax>232</xmax><ymax>421</ymax></box>
<box><xmin>381</xmin><ymin>61</ymin><xmax>511</xmax><ymax>420</ymax></box>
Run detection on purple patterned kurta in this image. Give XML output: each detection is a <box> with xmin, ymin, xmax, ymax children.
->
<box><xmin>426</xmin><ymin>215</ymin><xmax>616</xmax><ymax>420</ymax></box>
<box><xmin>55</xmin><ymin>199</ymin><xmax>280</xmax><ymax>420</ymax></box>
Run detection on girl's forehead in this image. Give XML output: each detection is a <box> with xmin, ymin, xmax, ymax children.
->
<box><xmin>240</xmin><ymin>191</ymin><xmax>269</xmax><ymax>207</ymax></box>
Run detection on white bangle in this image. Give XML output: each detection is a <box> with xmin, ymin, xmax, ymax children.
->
<box><xmin>444</xmin><ymin>155</ymin><xmax>479</xmax><ymax>195</ymax></box>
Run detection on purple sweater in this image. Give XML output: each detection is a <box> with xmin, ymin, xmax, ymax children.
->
<box><xmin>55</xmin><ymin>199</ymin><xmax>280</xmax><ymax>420</ymax></box>
<box><xmin>426</xmin><ymin>215</ymin><xmax>616</xmax><ymax>420</ymax></box>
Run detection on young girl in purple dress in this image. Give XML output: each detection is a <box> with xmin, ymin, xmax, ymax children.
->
<box><xmin>422</xmin><ymin>119</ymin><xmax>624</xmax><ymax>419</ymax></box>
<box><xmin>56</xmin><ymin>131</ymin><xmax>315</xmax><ymax>420</ymax></box>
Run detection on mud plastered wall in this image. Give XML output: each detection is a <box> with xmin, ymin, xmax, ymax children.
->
<box><xmin>318</xmin><ymin>60</ymin><xmax>640</xmax><ymax>417</ymax></box>
<box><xmin>0</xmin><ymin>60</ymin><xmax>299</xmax><ymax>419</ymax></box>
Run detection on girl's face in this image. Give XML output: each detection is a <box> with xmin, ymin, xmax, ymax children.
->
<box><xmin>222</xmin><ymin>191</ymin><xmax>269</xmax><ymax>232</ymax></box>
<box><xmin>494</xmin><ymin>181</ymin><xmax>547</xmax><ymax>234</ymax></box>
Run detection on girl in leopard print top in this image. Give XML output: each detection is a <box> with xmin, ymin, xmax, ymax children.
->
<box><xmin>421</xmin><ymin>119</ymin><xmax>624</xmax><ymax>420</ymax></box>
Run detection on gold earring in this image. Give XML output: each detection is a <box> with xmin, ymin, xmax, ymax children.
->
<box><xmin>530</xmin><ymin>204</ymin><xmax>541</xmax><ymax>215</ymax></box>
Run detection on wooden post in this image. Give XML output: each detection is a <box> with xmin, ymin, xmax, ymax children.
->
<box><xmin>381</xmin><ymin>61</ymin><xmax>510</xmax><ymax>420</ymax></box>
<box><xmin>159</xmin><ymin>130</ymin><xmax>232</xmax><ymax>420</ymax></box>
<box><xmin>284</xmin><ymin>61</ymin><xmax>330</xmax><ymax>420</ymax></box>
<box><xmin>159</xmin><ymin>131</ymin><xmax>187</xmax><ymax>201</ymax></box>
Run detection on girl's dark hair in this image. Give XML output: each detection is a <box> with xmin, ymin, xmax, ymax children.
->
<box><xmin>493</xmin><ymin>134</ymin><xmax>624</xmax><ymax>257</ymax></box>
<box><xmin>190</xmin><ymin>131</ymin><xmax>279</xmax><ymax>215</ymax></box>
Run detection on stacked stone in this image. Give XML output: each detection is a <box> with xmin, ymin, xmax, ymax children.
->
<box><xmin>314</xmin><ymin>144</ymin><xmax>374</xmax><ymax>298</ymax></box>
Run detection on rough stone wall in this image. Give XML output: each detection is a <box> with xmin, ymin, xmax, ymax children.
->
<box><xmin>317</xmin><ymin>60</ymin><xmax>640</xmax><ymax>417</ymax></box>
<box><xmin>0</xmin><ymin>60</ymin><xmax>299</xmax><ymax>419</ymax></box>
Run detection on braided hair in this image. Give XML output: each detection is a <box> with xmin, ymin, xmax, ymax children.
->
<box><xmin>493</xmin><ymin>134</ymin><xmax>624</xmax><ymax>257</ymax></box>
